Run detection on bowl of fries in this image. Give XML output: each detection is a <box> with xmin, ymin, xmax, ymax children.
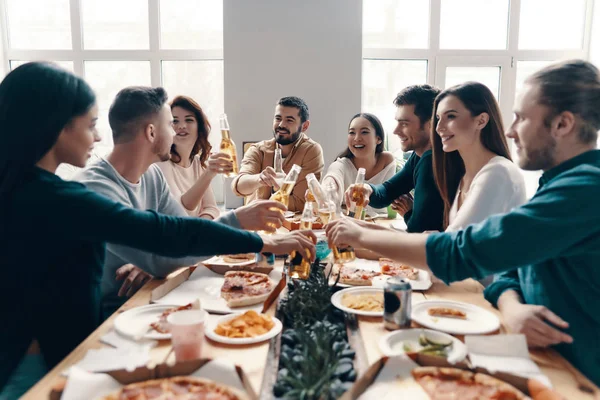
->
<box><xmin>205</xmin><ymin>310</ymin><xmax>282</xmax><ymax>345</ymax></box>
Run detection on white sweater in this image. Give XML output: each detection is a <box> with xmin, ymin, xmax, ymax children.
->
<box><xmin>446</xmin><ymin>156</ymin><xmax>527</xmax><ymax>232</ymax></box>
<box><xmin>323</xmin><ymin>157</ymin><xmax>396</xmax><ymax>214</ymax></box>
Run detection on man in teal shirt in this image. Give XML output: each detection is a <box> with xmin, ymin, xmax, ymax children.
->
<box><xmin>326</xmin><ymin>59</ymin><xmax>600</xmax><ymax>386</ymax></box>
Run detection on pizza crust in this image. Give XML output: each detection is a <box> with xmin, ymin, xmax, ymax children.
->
<box><xmin>101</xmin><ymin>376</ymin><xmax>250</xmax><ymax>400</ymax></box>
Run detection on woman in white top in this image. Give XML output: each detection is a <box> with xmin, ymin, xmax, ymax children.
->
<box><xmin>432</xmin><ymin>82</ymin><xmax>527</xmax><ymax>232</ymax></box>
<box><xmin>322</xmin><ymin>113</ymin><xmax>396</xmax><ymax>214</ymax></box>
<box><xmin>158</xmin><ymin>95</ymin><xmax>232</xmax><ymax>219</ymax></box>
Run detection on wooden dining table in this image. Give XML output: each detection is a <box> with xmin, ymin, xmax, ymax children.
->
<box><xmin>23</xmin><ymin>219</ymin><xmax>600</xmax><ymax>399</ymax></box>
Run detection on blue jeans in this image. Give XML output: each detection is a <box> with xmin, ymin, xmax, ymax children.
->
<box><xmin>0</xmin><ymin>354</ymin><xmax>47</xmax><ymax>400</ymax></box>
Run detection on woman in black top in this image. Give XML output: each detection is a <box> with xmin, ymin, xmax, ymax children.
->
<box><xmin>0</xmin><ymin>62</ymin><xmax>315</xmax><ymax>394</ymax></box>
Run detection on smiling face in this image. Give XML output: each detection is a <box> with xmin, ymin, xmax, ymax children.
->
<box><xmin>507</xmin><ymin>83</ymin><xmax>557</xmax><ymax>171</ymax></box>
<box><xmin>393</xmin><ymin>104</ymin><xmax>430</xmax><ymax>154</ymax></box>
<box><xmin>347</xmin><ymin>116</ymin><xmax>381</xmax><ymax>159</ymax></box>
<box><xmin>172</xmin><ymin>105</ymin><xmax>198</xmax><ymax>147</ymax></box>
<box><xmin>435</xmin><ymin>95</ymin><xmax>487</xmax><ymax>153</ymax></box>
<box><xmin>272</xmin><ymin>105</ymin><xmax>304</xmax><ymax>145</ymax></box>
<box><xmin>53</xmin><ymin>104</ymin><xmax>100</xmax><ymax>167</ymax></box>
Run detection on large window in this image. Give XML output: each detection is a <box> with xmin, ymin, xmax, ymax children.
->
<box><xmin>363</xmin><ymin>0</ymin><xmax>595</xmax><ymax>154</ymax></box>
<box><xmin>362</xmin><ymin>0</ymin><xmax>597</xmax><ymax>196</ymax></box>
<box><xmin>1</xmin><ymin>0</ymin><xmax>224</xmax><ymax>159</ymax></box>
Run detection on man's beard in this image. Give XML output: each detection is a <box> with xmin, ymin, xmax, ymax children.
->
<box><xmin>153</xmin><ymin>138</ymin><xmax>172</xmax><ymax>162</ymax></box>
<box><xmin>274</xmin><ymin>127</ymin><xmax>302</xmax><ymax>145</ymax></box>
<box><xmin>518</xmin><ymin>134</ymin><xmax>556</xmax><ymax>171</ymax></box>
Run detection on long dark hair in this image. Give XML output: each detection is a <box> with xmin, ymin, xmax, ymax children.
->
<box><xmin>431</xmin><ymin>82</ymin><xmax>511</xmax><ymax>228</ymax></box>
<box><xmin>0</xmin><ymin>62</ymin><xmax>96</xmax><ymax>200</ymax></box>
<box><xmin>169</xmin><ymin>95</ymin><xmax>212</xmax><ymax>167</ymax></box>
<box><xmin>336</xmin><ymin>113</ymin><xmax>385</xmax><ymax>161</ymax></box>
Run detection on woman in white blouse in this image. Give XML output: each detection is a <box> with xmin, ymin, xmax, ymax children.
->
<box><xmin>322</xmin><ymin>113</ymin><xmax>396</xmax><ymax>214</ymax></box>
<box><xmin>158</xmin><ymin>95</ymin><xmax>232</xmax><ymax>219</ymax></box>
<box><xmin>432</xmin><ymin>82</ymin><xmax>527</xmax><ymax>233</ymax></box>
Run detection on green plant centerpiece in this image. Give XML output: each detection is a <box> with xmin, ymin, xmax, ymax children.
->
<box><xmin>274</xmin><ymin>261</ymin><xmax>357</xmax><ymax>399</ymax></box>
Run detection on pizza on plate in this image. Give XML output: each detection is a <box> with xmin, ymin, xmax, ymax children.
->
<box><xmin>101</xmin><ymin>376</ymin><xmax>249</xmax><ymax>400</ymax></box>
<box><xmin>338</xmin><ymin>266</ymin><xmax>381</xmax><ymax>286</ymax></box>
<box><xmin>222</xmin><ymin>253</ymin><xmax>255</xmax><ymax>264</ymax></box>
<box><xmin>379</xmin><ymin>258</ymin><xmax>420</xmax><ymax>280</ymax></box>
<box><xmin>411</xmin><ymin>367</ymin><xmax>529</xmax><ymax>400</ymax></box>
<box><xmin>150</xmin><ymin>301</ymin><xmax>200</xmax><ymax>334</ymax></box>
<box><xmin>427</xmin><ymin>307</ymin><xmax>467</xmax><ymax>320</ymax></box>
<box><xmin>220</xmin><ymin>271</ymin><xmax>275</xmax><ymax>307</ymax></box>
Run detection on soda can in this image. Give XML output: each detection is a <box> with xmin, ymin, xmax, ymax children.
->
<box><xmin>383</xmin><ymin>277</ymin><xmax>412</xmax><ymax>330</ymax></box>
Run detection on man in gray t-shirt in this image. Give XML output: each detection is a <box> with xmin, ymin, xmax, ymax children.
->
<box><xmin>75</xmin><ymin>86</ymin><xmax>286</xmax><ymax>318</ymax></box>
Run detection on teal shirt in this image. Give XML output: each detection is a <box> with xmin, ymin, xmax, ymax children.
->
<box><xmin>426</xmin><ymin>150</ymin><xmax>600</xmax><ymax>386</ymax></box>
<box><xmin>0</xmin><ymin>167</ymin><xmax>263</xmax><ymax>390</ymax></box>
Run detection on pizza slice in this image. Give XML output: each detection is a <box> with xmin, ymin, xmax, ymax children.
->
<box><xmin>411</xmin><ymin>367</ymin><xmax>528</xmax><ymax>400</ymax></box>
<box><xmin>149</xmin><ymin>300</ymin><xmax>201</xmax><ymax>334</ymax></box>
<box><xmin>379</xmin><ymin>258</ymin><xmax>420</xmax><ymax>280</ymax></box>
<box><xmin>101</xmin><ymin>376</ymin><xmax>250</xmax><ymax>400</ymax></box>
<box><xmin>222</xmin><ymin>253</ymin><xmax>255</xmax><ymax>264</ymax></box>
<box><xmin>427</xmin><ymin>307</ymin><xmax>467</xmax><ymax>319</ymax></box>
<box><xmin>339</xmin><ymin>266</ymin><xmax>381</xmax><ymax>286</ymax></box>
<box><xmin>220</xmin><ymin>271</ymin><xmax>275</xmax><ymax>308</ymax></box>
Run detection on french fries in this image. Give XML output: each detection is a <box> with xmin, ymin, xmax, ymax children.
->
<box><xmin>214</xmin><ymin>310</ymin><xmax>275</xmax><ymax>338</ymax></box>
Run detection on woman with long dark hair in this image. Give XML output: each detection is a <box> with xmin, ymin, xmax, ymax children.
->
<box><xmin>322</xmin><ymin>113</ymin><xmax>395</xmax><ymax>214</ymax></box>
<box><xmin>431</xmin><ymin>82</ymin><xmax>526</xmax><ymax>232</ymax></box>
<box><xmin>158</xmin><ymin>95</ymin><xmax>229</xmax><ymax>219</ymax></box>
<box><xmin>0</xmin><ymin>62</ymin><xmax>314</xmax><ymax>396</ymax></box>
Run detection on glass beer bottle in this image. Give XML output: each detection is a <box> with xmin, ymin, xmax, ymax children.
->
<box><xmin>273</xmin><ymin>147</ymin><xmax>286</xmax><ymax>188</ymax></box>
<box><xmin>348</xmin><ymin>168</ymin><xmax>366</xmax><ymax>220</ymax></box>
<box><xmin>219</xmin><ymin>113</ymin><xmax>239</xmax><ymax>177</ymax></box>
<box><xmin>263</xmin><ymin>164</ymin><xmax>302</xmax><ymax>233</ymax></box>
<box><xmin>288</xmin><ymin>202</ymin><xmax>313</xmax><ymax>280</ymax></box>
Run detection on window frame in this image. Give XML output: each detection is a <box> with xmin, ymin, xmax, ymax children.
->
<box><xmin>0</xmin><ymin>0</ymin><xmax>224</xmax><ymax>84</ymax></box>
<box><xmin>362</xmin><ymin>0</ymin><xmax>597</xmax><ymax>135</ymax></box>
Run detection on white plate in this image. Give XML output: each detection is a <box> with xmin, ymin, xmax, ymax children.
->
<box><xmin>329</xmin><ymin>259</ymin><xmax>432</xmax><ymax>291</ymax></box>
<box><xmin>202</xmin><ymin>254</ymin><xmax>256</xmax><ymax>267</ymax></box>
<box><xmin>205</xmin><ymin>314</ymin><xmax>283</xmax><ymax>345</ymax></box>
<box><xmin>411</xmin><ymin>300</ymin><xmax>501</xmax><ymax>335</ymax></box>
<box><xmin>390</xmin><ymin>219</ymin><xmax>407</xmax><ymax>231</ymax></box>
<box><xmin>331</xmin><ymin>287</ymin><xmax>384</xmax><ymax>317</ymax></box>
<box><xmin>114</xmin><ymin>304</ymin><xmax>177</xmax><ymax>340</ymax></box>
<box><xmin>378</xmin><ymin>328</ymin><xmax>467</xmax><ymax>363</ymax></box>
<box><xmin>153</xmin><ymin>267</ymin><xmax>281</xmax><ymax>314</ymax></box>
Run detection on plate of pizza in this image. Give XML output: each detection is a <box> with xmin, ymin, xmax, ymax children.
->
<box><xmin>113</xmin><ymin>303</ymin><xmax>199</xmax><ymax>340</ymax></box>
<box><xmin>411</xmin><ymin>300</ymin><xmax>501</xmax><ymax>335</ymax></box>
<box><xmin>329</xmin><ymin>258</ymin><xmax>432</xmax><ymax>290</ymax></box>
<box><xmin>100</xmin><ymin>376</ymin><xmax>250</xmax><ymax>400</ymax></box>
<box><xmin>203</xmin><ymin>253</ymin><xmax>257</xmax><ymax>267</ymax></box>
<box><xmin>153</xmin><ymin>267</ymin><xmax>279</xmax><ymax>315</ymax></box>
<box><xmin>205</xmin><ymin>310</ymin><xmax>283</xmax><ymax>345</ymax></box>
<box><xmin>411</xmin><ymin>367</ymin><xmax>529</xmax><ymax>400</ymax></box>
<box><xmin>331</xmin><ymin>287</ymin><xmax>384</xmax><ymax>317</ymax></box>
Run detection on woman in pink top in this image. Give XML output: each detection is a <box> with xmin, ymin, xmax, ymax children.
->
<box><xmin>158</xmin><ymin>96</ymin><xmax>232</xmax><ymax>219</ymax></box>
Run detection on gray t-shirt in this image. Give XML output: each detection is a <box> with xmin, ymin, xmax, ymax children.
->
<box><xmin>74</xmin><ymin>158</ymin><xmax>240</xmax><ymax>317</ymax></box>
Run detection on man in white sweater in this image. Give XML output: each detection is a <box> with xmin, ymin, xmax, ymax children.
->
<box><xmin>75</xmin><ymin>86</ymin><xmax>287</xmax><ymax>318</ymax></box>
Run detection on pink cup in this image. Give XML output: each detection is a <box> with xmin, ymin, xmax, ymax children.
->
<box><xmin>167</xmin><ymin>309</ymin><xmax>208</xmax><ymax>362</ymax></box>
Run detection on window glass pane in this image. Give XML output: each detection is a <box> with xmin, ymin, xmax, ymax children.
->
<box><xmin>5</xmin><ymin>0</ymin><xmax>71</xmax><ymax>49</ymax></box>
<box><xmin>161</xmin><ymin>61</ymin><xmax>225</xmax><ymax>149</ymax></box>
<box><xmin>10</xmin><ymin>60</ymin><xmax>74</xmax><ymax>73</ymax></box>
<box><xmin>81</xmin><ymin>0</ymin><xmax>149</xmax><ymax>49</ymax></box>
<box><xmin>440</xmin><ymin>0</ymin><xmax>509</xmax><ymax>49</ymax></box>
<box><xmin>445</xmin><ymin>67</ymin><xmax>501</xmax><ymax>100</ymax></box>
<box><xmin>362</xmin><ymin>60</ymin><xmax>428</xmax><ymax>153</ymax></box>
<box><xmin>160</xmin><ymin>0</ymin><xmax>223</xmax><ymax>49</ymax></box>
<box><xmin>84</xmin><ymin>61</ymin><xmax>152</xmax><ymax>154</ymax></box>
<box><xmin>515</xmin><ymin>60</ymin><xmax>553</xmax><ymax>93</ymax></box>
<box><xmin>519</xmin><ymin>0</ymin><xmax>586</xmax><ymax>50</ymax></box>
<box><xmin>363</xmin><ymin>0</ymin><xmax>429</xmax><ymax>49</ymax></box>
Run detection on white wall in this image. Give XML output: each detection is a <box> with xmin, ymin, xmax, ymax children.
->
<box><xmin>223</xmin><ymin>0</ymin><xmax>363</xmax><ymax>166</ymax></box>
<box><xmin>591</xmin><ymin>0</ymin><xmax>600</xmax><ymax>67</ymax></box>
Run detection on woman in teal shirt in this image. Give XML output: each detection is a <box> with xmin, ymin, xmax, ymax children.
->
<box><xmin>0</xmin><ymin>62</ymin><xmax>315</xmax><ymax>396</ymax></box>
